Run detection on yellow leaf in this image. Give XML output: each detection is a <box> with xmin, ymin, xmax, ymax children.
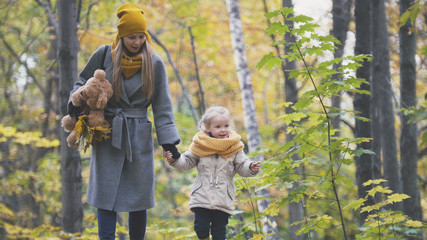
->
<box><xmin>344</xmin><ymin>198</ymin><xmax>365</xmax><ymax>211</ymax></box>
<box><xmin>363</xmin><ymin>179</ymin><xmax>387</xmax><ymax>187</ymax></box>
<box><xmin>405</xmin><ymin>220</ymin><xmax>424</xmax><ymax>228</ymax></box>
<box><xmin>361</xmin><ymin>202</ymin><xmax>386</xmax><ymax>213</ymax></box>
<box><xmin>85</xmin><ymin>213</ymin><xmax>96</xmax><ymax>222</ymax></box>
<box><xmin>366</xmin><ymin>185</ymin><xmax>392</xmax><ymax>197</ymax></box>
<box><xmin>74</xmin><ymin>115</ymin><xmax>89</xmax><ymax>140</ymax></box>
<box><xmin>385</xmin><ymin>193</ymin><xmax>410</xmax><ymax>204</ymax></box>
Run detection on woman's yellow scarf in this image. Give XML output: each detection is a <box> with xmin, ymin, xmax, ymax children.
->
<box><xmin>189</xmin><ymin>131</ymin><xmax>244</xmax><ymax>158</ymax></box>
<box><xmin>111</xmin><ymin>39</ymin><xmax>154</xmax><ymax>79</ymax></box>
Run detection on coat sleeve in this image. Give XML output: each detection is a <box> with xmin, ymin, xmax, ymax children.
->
<box><xmin>234</xmin><ymin>150</ymin><xmax>257</xmax><ymax>177</ymax></box>
<box><xmin>170</xmin><ymin>151</ymin><xmax>199</xmax><ymax>170</ymax></box>
<box><xmin>151</xmin><ymin>53</ymin><xmax>180</xmax><ymax>145</ymax></box>
<box><xmin>67</xmin><ymin>45</ymin><xmax>109</xmax><ymax>112</ymax></box>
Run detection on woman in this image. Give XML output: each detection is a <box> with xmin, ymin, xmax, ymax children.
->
<box><xmin>68</xmin><ymin>3</ymin><xmax>180</xmax><ymax>240</ymax></box>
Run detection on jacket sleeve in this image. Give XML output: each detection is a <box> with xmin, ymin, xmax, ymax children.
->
<box><xmin>170</xmin><ymin>151</ymin><xmax>199</xmax><ymax>170</ymax></box>
<box><xmin>151</xmin><ymin>53</ymin><xmax>180</xmax><ymax>145</ymax></box>
<box><xmin>67</xmin><ymin>45</ymin><xmax>109</xmax><ymax>111</ymax></box>
<box><xmin>234</xmin><ymin>150</ymin><xmax>257</xmax><ymax>177</ymax></box>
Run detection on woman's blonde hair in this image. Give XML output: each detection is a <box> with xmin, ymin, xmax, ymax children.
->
<box><xmin>111</xmin><ymin>37</ymin><xmax>154</xmax><ymax>102</ymax></box>
<box><xmin>198</xmin><ymin>105</ymin><xmax>232</xmax><ymax>132</ymax></box>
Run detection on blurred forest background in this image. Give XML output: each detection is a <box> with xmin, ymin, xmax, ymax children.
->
<box><xmin>0</xmin><ymin>0</ymin><xmax>426</xmax><ymax>239</ymax></box>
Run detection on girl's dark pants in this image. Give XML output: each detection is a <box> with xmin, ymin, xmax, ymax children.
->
<box><xmin>98</xmin><ymin>208</ymin><xmax>147</xmax><ymax>240</ymax></box>
<box><xmin>193</xmin><ymin>207</ymin><xmax>229</xmax><ymax>240</ymax></box>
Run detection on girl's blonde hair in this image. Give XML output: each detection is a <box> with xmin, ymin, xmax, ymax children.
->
<box><xmin>198</xmin><ymin>105</ymin><xmax>232</xmax><ymax>132</ymax></box>
<box><xmin>112</xmin><ymin>37</ymin><xmax>154</xmax><ymax>102</ymax></box>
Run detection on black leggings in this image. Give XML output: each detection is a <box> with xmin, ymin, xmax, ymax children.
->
<box><xmin>193</xmin><ymin>207</ymin><xmax>229</xmax><ymax>240</ymax></box>
<box><xmin>98</xmin><ymin>208</ymin><xmax>147</xmax><ymax>240</ymax></box>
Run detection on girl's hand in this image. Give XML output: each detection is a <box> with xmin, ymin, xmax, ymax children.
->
<box><xmin>163</xmin><ymin>150</ymin><xmax>175</xmax><ymax>163</ymax></box>
<box><xmin>250</xmin><ymin>161</ymin><xmax>261</xmax><ymax>173</ymax></box>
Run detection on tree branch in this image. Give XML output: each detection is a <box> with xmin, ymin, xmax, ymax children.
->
<box><xmin>418</xmin><ymin>147</ymin><xmax>427</xmax><ymax>159</ymax></box>
<box><xmin>0</xmin><ymin>33</ymin><xmax>45</xmax><ymax>94</ymax></box>
<box><xmin>188</xmin><ymin>26</ymin><xmax>206</xmax><ymax>114</ymax></box>
<box><xmin>148</xmin><ymin>30</ymin><xmax>199</xmax><ymax>125</ymax></box>
<box><xmin>34</xmin><ymin>0</ymin><xmax>59</xmax><ymax>37</ymax></box>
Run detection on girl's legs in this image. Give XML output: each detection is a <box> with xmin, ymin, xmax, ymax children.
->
<box><xmin>210</xmin><ymin>210</ymin><xmax>229</xmax><ymax>240</ymax></box>
<box><xmin>98</xmin><ymin>208</ymin><xmax>117</xmax><ymax>240</ymax></box>
<box><xmin>193</xmin><ymin>207</ymin><xmax>211</xmax><ymax>239</ymax></box>
<box><xmin>128</xmin><ymin>210</ymin><xmax>147</xmax><ymax>240</ymax></box>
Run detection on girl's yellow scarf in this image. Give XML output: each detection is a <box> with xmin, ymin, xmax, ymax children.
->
<box><xmin>111</xmin><ymin>39</ymin><xmax>154</xmax><ymax>79</ymax></box>
<box><xmin>189</xmin><ymin>131</ymin><xmax>244</xmax><ymax>158</ymax></box>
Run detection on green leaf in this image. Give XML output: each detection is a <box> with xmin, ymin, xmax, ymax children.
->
<box><xmin>399</xmin><ymin>2</ymin><xmax>421</xmax><ymax>27</ymax></box>
<box><xmin>290</xmin><ymin>15</ymin><xmax>314</xmax><ymax>24</ymax></box>
<box><xmin>276</xmin><ymin>112</ymin><xmax>307</xmax><ymax>125</ymax></box>
<box><xmin>264</xmin><ymin>9</ymin><xmax>282</xmax><ymax>19</ymax></box>
<box><xmin>256</xmin><ymin>52</ymin><xmax>282</xmax><ymax>70</ymax></box>
<box><xmin>344</xmin><ymin>198</ymin><xmax>366</xmax><ymax>211</ymax></box>
<box><xmin>264</xmin><ymin>201</ymin><xmax>280</xmax><ymax>216</ymax></box>
<box><xmin>266</xmin><ymin>21</ymin><xmax>290</xmax><ymax>35</ymax></box>
<box><xmin>353</xmin><ymin>148</ymin><xmax>375</xmax><ymax>157</ymax></box>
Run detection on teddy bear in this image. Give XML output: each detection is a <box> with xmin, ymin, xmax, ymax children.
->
<box><xmin>61</xmin><ymin>69</ymin><xmax>113</xmax><ymax>148</ymax></box>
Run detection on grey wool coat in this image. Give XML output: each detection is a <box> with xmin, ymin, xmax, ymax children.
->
<box><xmin>69</xmin><ymin>44</ymin><xmax>180</xmax><ymax>212</ymax></box>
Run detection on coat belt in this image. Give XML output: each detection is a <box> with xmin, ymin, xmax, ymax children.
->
<box><xmin>105</xmin><ymin>108</ymin><xmax>148</xmax><ymax>162</ymax></box>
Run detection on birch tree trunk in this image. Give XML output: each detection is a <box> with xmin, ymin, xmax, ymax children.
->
<box><xmin>353</xmin><ymin>0</ymin><xmax>374</xmax><ymax>224</ymax></box>
<box><xmin>372</xmin><ymin>0</ymin><xmax>402</xmax><ymax>210</ymax></box>
<box><xmin>399</xmin><ymin>0</ymin><xmax>422</xmax><ymax>222</ymax></box>
<box><xmin>225</xmin><ymin>0</ymin><xmax>279</xmax><ymax>238</ymax></box>
<box><xmin>57</xmin><ymin>0</ymin><xmax>83</xmax><ymax>233</ymax></box>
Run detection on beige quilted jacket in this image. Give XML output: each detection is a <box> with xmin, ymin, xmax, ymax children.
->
<box><xmin>170</xmin><ymin>150</ymin><xmax>257</xmax><ymax>215</ymax></box>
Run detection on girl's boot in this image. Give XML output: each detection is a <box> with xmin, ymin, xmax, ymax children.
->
<box><xmin>199</xmin><ymin>238</ymin><xmax>210</xmax><ymax>240</ymax></box>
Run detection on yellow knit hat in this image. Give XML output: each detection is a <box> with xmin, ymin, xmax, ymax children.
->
<box><xmin>115</xmin><ymin>3</ymin><xmax>152</xmax><ymax>44</ymax></box>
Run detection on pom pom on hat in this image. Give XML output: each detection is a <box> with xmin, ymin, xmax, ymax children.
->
<box><xmin>115</xmin><ymin>3</ymin><xmax>152</xmax><ymax>44</ymax></box>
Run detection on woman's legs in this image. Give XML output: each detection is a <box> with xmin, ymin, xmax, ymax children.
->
<box><xmin>128</xmin><ymin>210</ymin><xmax>147</xmax><ymax>240</ymax></box>
<box><xmin>98</xmin><ymin>209</ymin><xmax>117</xmax><ymax>240</ymax></box>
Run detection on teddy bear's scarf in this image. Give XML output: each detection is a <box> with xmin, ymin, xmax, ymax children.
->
<box><xmin>111</xmin><ymin>40</ymin><xmax>154</xmax><ymax>79</ymax></box>
<box><xmin>189</xmin><ymin>131</ymin><xmax>244</xmax><ymax>158</ymax></box>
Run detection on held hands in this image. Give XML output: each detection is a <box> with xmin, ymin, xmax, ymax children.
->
<box><xmin>163</xmin><ymin>150</ymin><xmax>176</xmax><ymax>163</ymax></box>
<box><xmin>162</xmin><ymin>144</ymin><xmax>181</xmax><ymax>159</ymax></box>
<box><xmin>250</xmin><ymin>161</ymin><xmax>261</xmax><ymax>174</ymax></box>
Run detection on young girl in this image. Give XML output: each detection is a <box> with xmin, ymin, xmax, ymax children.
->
<box><xmin>68</xmin><ymin>3</ymin><xmax>180</xmax><ymax>239</ymax></box>
<box><xmin>164</xmin><ymin>106</ymin><xmax>261</xmax><ymax>240</ymax></box>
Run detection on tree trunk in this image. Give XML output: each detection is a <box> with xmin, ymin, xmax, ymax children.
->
<box><xmin>372</xmin><ymin>0</ymin><xmax>402</xmax><ymax>210</ymax></box>
<box><xmin>281</xmin><ymin>1</ymin><xmax>306</xmax><ymax>239</ymax></box>
<box><xmin>331</xmin><ymin>0</ymin><xmax>352</xmax><ymax>134</ymax></box>
<box><xmin>399</xmin><ymin>0</ymin><xmax>422</xmax><ymax>222</ymax></box>
<box><xmin>225</xmin><ymin>0</ymin><xmax>279</xmax><ymax>238</ymax></box>
<box><xmin>57</xmin><ymin>0</ymin><xmax>83</xmax><ymax>233</ymax></box>
<box><xmin>353</xmin><ymin>0</ymin><xmax>374</xmax><ymax>224</ymax></box>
